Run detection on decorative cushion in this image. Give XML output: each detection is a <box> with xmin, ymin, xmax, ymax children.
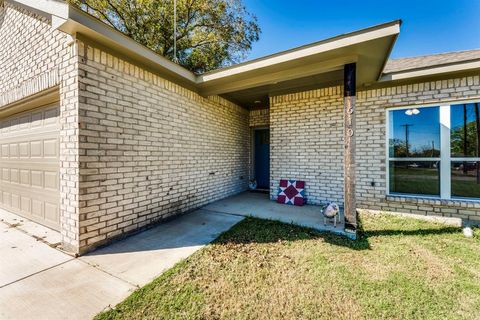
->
<box><xmin>277</xmin><ymin>179</ymin><xmax>305</xmax><ymax>206</ymax></box>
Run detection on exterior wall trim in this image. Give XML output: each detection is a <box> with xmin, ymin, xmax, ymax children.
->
<box><xmin>0</xmin><ymin>69</ymin><xmax>59</xmax><ymax>107</ymax></box>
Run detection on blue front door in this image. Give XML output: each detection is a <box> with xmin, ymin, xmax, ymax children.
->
<box><xmin>254</xmin><ymin>129</ymin><xmax>270</xmax><ymax>189</ymax></box>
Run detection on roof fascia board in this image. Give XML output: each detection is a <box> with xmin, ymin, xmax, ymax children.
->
<box><xmin>376</xmin><ymin>32</ymin><xmax>400</xmax><ymax>81</ymax></box>
<box><xmin>65</xmin><ymin>6</ymin><xmax>197</xmax><ymax>84</ymax></box>
<box><xmin>380</xmin><ymin>60</ymin><xmax>480</xmax><ymax>82</ymax></box>
<box><xmin>51</xmin><ymin>14</ymin><xmax>67</xmax><ymax>29</ymax></box>
<box><xmin>198</xmin><ymin>21</ymin><xmax>400</xmax><ymax>83</ymax></box>
<box><xmin>8</xmin><ymin>0</ymin><xmax>68</xmax><ymax>19</ymax></box>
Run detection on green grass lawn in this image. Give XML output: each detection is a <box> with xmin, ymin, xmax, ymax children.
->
<box><xmin>96</xmin><ymin>214</ymin><xmax>480</xmax><ymax>320</ymax></box>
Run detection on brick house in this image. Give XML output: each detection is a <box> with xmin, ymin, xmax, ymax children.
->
<box><xmin>1</xmin><ymin>0</ymin><xmax>479</xmax><ymax>254</ymax></box>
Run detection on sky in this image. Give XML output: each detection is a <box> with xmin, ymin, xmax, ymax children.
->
<box><xmin>242</xmin><ymin>0</ymin><xmax>480</xmax><ymax>61</ymax></box>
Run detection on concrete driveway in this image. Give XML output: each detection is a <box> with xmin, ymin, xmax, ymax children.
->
<box><xmin>0</xmin><ymin>209</ymin><xmax>243</xmax><ymax>320</ymax></box>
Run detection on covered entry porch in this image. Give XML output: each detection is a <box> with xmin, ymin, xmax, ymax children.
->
<box><xmin>199</xmin><ymin>20</ymin><xmax>401</xmax><ymax>238</ymax></box>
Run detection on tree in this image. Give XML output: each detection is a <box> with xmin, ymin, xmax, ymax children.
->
<box><xmin>69</xmin><ymin>0</ymin><xmax>260</xmax><ymax>73</ymax></box>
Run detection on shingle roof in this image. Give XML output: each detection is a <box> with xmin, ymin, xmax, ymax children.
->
<box><xmin>384</xmin><ymin>49</ymin><xmax>480</xmax><ymax>74</ymax></box>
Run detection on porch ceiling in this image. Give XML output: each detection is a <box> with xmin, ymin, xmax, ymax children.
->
<box><xmin>199</xmin><ymin>21</ymin><xmax>401</xmax><ymax>109</ymax></box>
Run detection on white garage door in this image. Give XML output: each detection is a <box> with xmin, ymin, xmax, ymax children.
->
<box><xmin>0</xmin><ymin>103</ymin><xmax>60</xmax><ymax>230</ymax></box>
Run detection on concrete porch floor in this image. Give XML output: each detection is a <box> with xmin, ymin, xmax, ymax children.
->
<box><xmin>203</xmin><ymin>191</ymin><xmax>347</xmax><ymax>236</ymax></box>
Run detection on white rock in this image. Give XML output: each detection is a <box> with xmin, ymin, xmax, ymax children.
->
<box><xmin>463</xmin><ymin>227</ymin><xmax>473</xmax><ymax>238</ymax></box>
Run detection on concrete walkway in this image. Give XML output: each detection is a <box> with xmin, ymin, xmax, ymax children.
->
<box><xmin>0</xmin><ymin>209</ymin><xmax>243</xmax><ymax>320</ymax></box>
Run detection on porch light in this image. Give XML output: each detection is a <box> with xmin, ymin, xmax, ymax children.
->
<box><xmin>405</xmin><ymin>108</ymin><xmax>420</xmax><ymax>116</ymax></box>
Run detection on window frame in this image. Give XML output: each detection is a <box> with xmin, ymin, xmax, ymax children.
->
<box><xmin>386</xmin><ymin>99</ymin><xmax>480</xmax><ymax>201</ymax></box>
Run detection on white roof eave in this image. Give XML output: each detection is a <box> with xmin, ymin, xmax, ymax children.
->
<box><xmin>380</xmin><ymin>60</ymin><xmax>480</xmax><ymax>82</ymax></box>
<box><xmin>198</xmin><ymin>22</ymin><xmax>401</xmax><ymax>83</ymax></box>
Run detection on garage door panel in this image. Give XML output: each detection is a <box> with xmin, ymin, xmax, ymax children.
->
<box><xmin>2</xmin><ymin>168</ymin><xmax>9</xmax><ymax>181</ymax></box>
<box><xmin>43</xmin><ymin>108</ymin><xmax>59</xmax><ymax>124</ymax></box>
<box><xmin>30</xmin><ymin>141</ymin><xmax>43</xmax><ymax>158</ymax></box>
<box><xmin>31</xmin><ymin>170</ymin><xmax>43</xmax><ymax>188</ymax></box>
<box><xmin>9</xmin><ymin>143</ymin><xmax>18</xmax><ymax>158</ymax></box>
<box><xmin>1</xmin><ymin>160</ymin><xmax>58</xmax><ymax>169</ymax></box>
<box><xmin>43</xmin><ymin>139</ymin><xmax>58</xmax><ymax>158</ymax></box>
<box><xmin>1</xmin><ymin>144</ymin><xmax>8</xmax><ymax>157</ymax></box>
<box><xmin>19</xmin><ymin>142</ymin><xmax>29</xmax><ymax>157</ymax></box>
<box><xmin>21</xmin><ymin>197</ymin><xmax>31</xmax><ymax>212</ymax></box>
<box><xmin>32</xmin><ymin>199</ymin><xmax>43</xmax><ymax>218</ymax></box>
<box><xmin>2</xmin><ymin>191</ymin><xmax>11</xmax><ymax>207</ymax></box>
<box><xmin>2</xmin><ymin>168</ymin><xmax>59</xmax><ymax>190</ymax></box>
<box><xmin>30</xmin><ymin>111</ymin><xmax>43</xmax><ymax>127</ymax></box>
<box><xmin>10</xmin><ymin>169</ymin><xmax>19</xmax><ymax>183</ymax></box>
<box><xmin>44</xmin><ymin>171</ymin><xmax>58</xmax><ymax>190</ymax></box>
<box><xmin>0</xmin><ymin>137</ymin><xmax>58</xmax><ymax>159</ymax></box>
<box><xmin>44</xmin><ymin>203</ymin><xmax>59</xmax><ymax>223</ymax></box>
<box><xmin>11</xmin><ymin>194</ymin><xmax>20</xmax><ymax>210</ymax></box>
<box><xmin>20</xmin><ymin>169</ymin><xmax>30</xmax><ymax>185</ymax></box>
<box><xmin>0</xmin><ymin>103</ymin><xmax>60</xmax><ymax>230</ymax></box>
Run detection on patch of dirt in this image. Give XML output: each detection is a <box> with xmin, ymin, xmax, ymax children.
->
<box><xmin>7</xmin><ymin>223</ymin><xmax>21</xmax><ymax>228</ymax></box>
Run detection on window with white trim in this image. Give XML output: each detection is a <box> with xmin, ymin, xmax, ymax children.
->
<box><xmin>387</xmin><ymin>101</ymin><xmax>480</xmax><ymax>200</ymax></box>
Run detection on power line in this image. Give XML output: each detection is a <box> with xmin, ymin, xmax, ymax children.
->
<box><xmin>173</xmin><ymin>0</ymin><xmax>179</xmax><ymax>63</ymax></box>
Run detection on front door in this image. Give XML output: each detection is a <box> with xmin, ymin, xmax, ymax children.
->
<box><xmin>254</xmin><ymin>129</ymin><xmax>270</xmax><ymax>189</ymax></box>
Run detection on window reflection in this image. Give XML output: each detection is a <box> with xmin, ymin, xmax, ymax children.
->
<box><xmin>451</xmin><ymin>103</ymin><xmax>480</xmax><ymax>157</ymax></box>
<box><xmin>451</xmin><ymin>161</ymin><xmax>480</xmax><ymax>198</ymax></box>
<box><xmin>389</xmin><ymin>161</ymin><xmax>440</xmax><ymax>196</ymax></box>
<box><xmin>389</xmin><ymin>107</ymin><xmax>440</xmax><ymax>158</ymax></box>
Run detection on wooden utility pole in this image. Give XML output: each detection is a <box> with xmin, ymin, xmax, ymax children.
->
<box><xmin>463</xmin><ymin>104</ymin><xmax>468</xmax><ymax>174</ymax></box>
<box><xmin>475</xmin><ymin>103</ymin><xmax>480</xmax><ymax>183</ymax></box>
<box><xmin>343</xmin><ymin>63</ymin><xmax>357</xmax><ymax>236</ymax></box>
<box><xmin>400</xmin><ymin>124</ymin><xmax>413</xmax><ymax>156</ymax></box>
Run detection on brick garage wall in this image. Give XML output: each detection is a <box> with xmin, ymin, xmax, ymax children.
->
<box><xmin>270</xmin><ymin>75</ymin><xmax>480</xmax><ymax>223</ymax></box>
<box><xmin>76</xmin><ymin>40</ymin><xmax>249</xmax><ymax>252</ymax></box>
<box><xmin>0</xmin><ymin>2</ymin><xmax>67</xmax><ymax>93</ymax></box>
<box><xmin>0</xmin><ymin>2</ymin><xmax>81</xmax><ymax>251</ymax></box>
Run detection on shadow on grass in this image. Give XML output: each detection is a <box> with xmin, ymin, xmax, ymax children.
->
<box><xmin>364</xmin><ymin>226</ymin><xmax>461</xmax><ymax>238</ymax></box>
<box><xmin>214</xmin><ymin>216</ymin><xmax>372</xmax><ymax>250</ymax></box>
<box><xmin>214</xmin><ymin>216</ymin><xmax>462</xmax><ymax>251</ymax></box>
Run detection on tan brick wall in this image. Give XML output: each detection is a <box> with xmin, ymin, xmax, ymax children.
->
<box><xmin>59</xmin><ymin>42</ymin><xmax>81</xmax><ymax>253</ymax></box>
<box><xmin>249</xmin><ymin>108</ymin><xmax>269</xmax><ymax>128</ymax></box>
<box><xmin>270</xmin><ymin>87</ymin><xmax>344</xmax><ymax>204</ymax></box>
<box><xmin>0</xmin><ymin>2</ymin><xmax>69</xmax><ymax>93</ymax></box>
<box><xmin>270</xmin><ymin>76</ymin><xmax>480</xmax><ymax>223</ymax></box>
<box><xmin>0</xmin><ymin>2</ymin><xmax>81</xmax><ymax>251</ymax></box>
<box><xmin>76</xmin><ymin>40</ymin><xmax>249</xmax><ymax>252</ymax></box>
